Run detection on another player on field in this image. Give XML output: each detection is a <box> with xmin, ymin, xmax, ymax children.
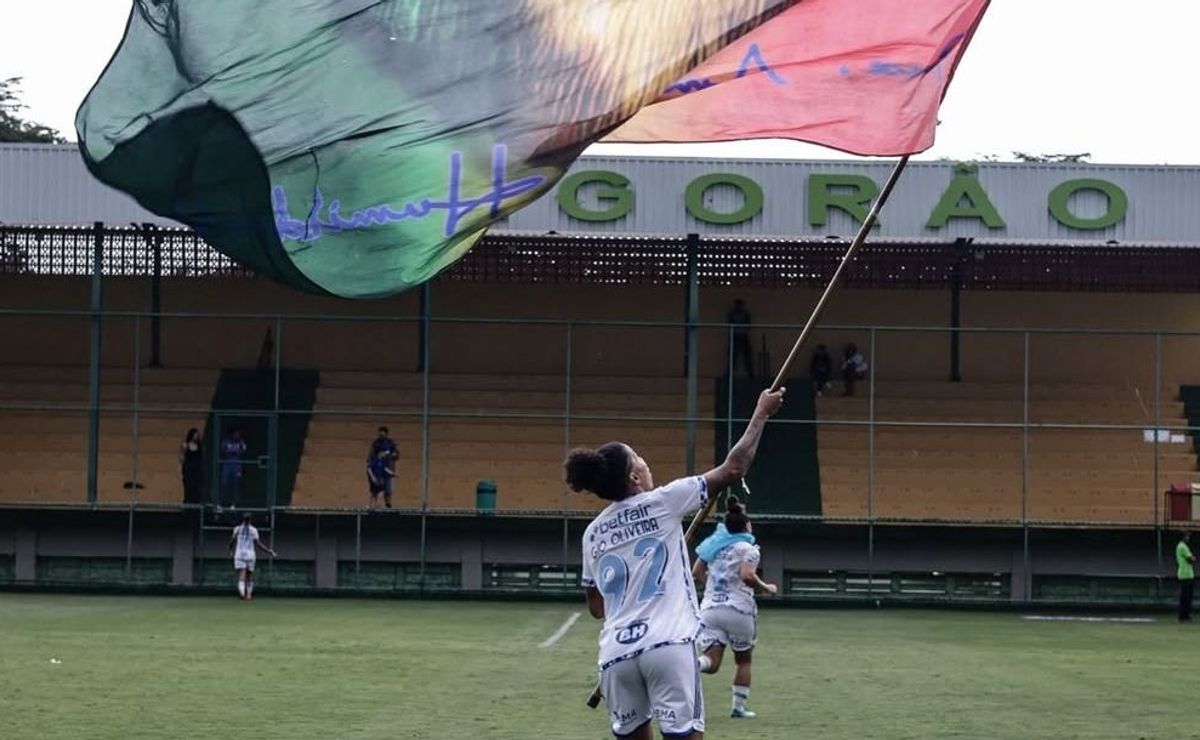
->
<box><xmin>568</xmin><ymin>387</ymin><xmax>784</xmax><ymax>740</ymax></box>
<box><xmin>229</xmin><ymin>513</ymin><xmax>275</xmax><ymax>601</ymax></box>
<box><xmin>692</xmin><ymin>495</ymin><xmax>777</xmax><ymax>719</ymax></box>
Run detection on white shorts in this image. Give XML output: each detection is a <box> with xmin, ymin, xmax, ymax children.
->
<box><xmin>234</xmin><ymin>557</ymin><xmax>255</xmax><ymax>572</ymax></box>
<box><xmin>599</xmin><ymin>643</ymin><xmax>704</xmax><ymax>738</ymax></box>
<box><xmin>699</xmin><ymin>606</ymin><xmax>757</xmax><ymax>653</ymax></box>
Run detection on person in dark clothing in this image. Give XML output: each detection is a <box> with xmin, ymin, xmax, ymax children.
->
<box><xmin>367</xmin><ymin>426</ymin><xmax>399</xmax><ymax>507</ymax></box>
<box><xmin>367</xmin><ymin>448</ymin><xmax>398</xmax><ymax>508</ymax></box>
<box><xmin>218</xmin><ymin>428</ymin><xmax>247</xmax><ymax>509</ymax></box>
<box><xmin>727</xmin><ymin>298</ymin><xmax>754</xmax><ymax>376</ymax></box>
<box><xmin>810</xmin><ymin>344</ymin><xmax>832</xmax><ymax>396</ymax></box>
<box><xmin>841</xmin><ymin>343</ymin><xmax>868</xmax><ymax>397</ymax></box>
<box><xmin>180</xmin><ymin>428</ymin><xmax>203</xmax><ymax>503</ymax></box>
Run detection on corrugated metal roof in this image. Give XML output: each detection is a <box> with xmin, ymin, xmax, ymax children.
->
<box><xmin>4</xmin><ymin>143</ymin><xmax>1200</xmax><ymax>246</ymax></box>
<box><xmin>0</xmin><ymin>143</ymin><xmax>183</xmax><ymax>227</ymax></box>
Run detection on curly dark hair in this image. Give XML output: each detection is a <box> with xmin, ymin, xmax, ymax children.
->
<box><xmin>563</xmin><ymin>442</ymin><xmax>631</xmax><ymax>501</ymax></box>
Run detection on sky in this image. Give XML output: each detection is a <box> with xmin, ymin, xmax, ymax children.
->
<box><xmin>1</xmin><ymin>1</ymin><xmax>1196</xmax><ymax>165</ymax></box>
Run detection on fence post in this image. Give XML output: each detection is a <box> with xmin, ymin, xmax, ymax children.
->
<box><xmin>418</xmin><ymin>283</ymin><xmax>432</xmax><ymax>587</ymax></box>
<box><xmin>868</xmin><ymin>327</ymin><xmax>877</xmax><ymax>593</ymax></box>
<box><xmin>1021</xmin><ymin>331</ymin><xmax>1031</xmax><ymax>602</ymax></box>
<box><xmin>685</xmin><ymin>233</ymin><xmax>700</xmax><ymax>475</ymax></box>
<box><xmin>148</xmin><ymin>224</ymin><xmax>162</xmax><ymax>368</ymax></box>
<box><xmin>1154</xmin><ymin>333</ymin><xmax>1163</xmax><ymax>576</ymax></box>
<box><xmin>86</xmin><ymin>222</ymin><xmax>104</xmax><ymax>504</ymax></box>
<box><xmin>562</xmin><ymin>321</ymin><xmax>573</xmax><ymax>581</ymax></box>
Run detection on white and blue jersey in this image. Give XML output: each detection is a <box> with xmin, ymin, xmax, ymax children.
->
<box><xmin>700</xmin><ymin>541</ymin><xmax>761</xmax><ymax>616</ymax></box>
<box><xmin>581</xmin><ymin>476</ymin><xmax>708</xmax><ymax>669</ymax></box>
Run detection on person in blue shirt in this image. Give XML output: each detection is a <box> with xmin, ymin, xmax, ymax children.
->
<box><xmin>367</xmin><ymin>426</ymin><xmax>399</xmax><ymax>508</ymax></box>
<box><xmin>367</xmin><ymin>448</ymin><xmax>398</xmax><ymax>508</ymax></box>
<box><xmin>218</xmin><ymin>428</ymin><xmax>247</xmax><ymax>510</ymax></box>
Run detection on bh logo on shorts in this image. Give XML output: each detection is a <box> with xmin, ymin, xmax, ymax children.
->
<box><xmin>615</xmin><ymin>621</ymin><xmax>649</xmax><ymax>645</ymax></box>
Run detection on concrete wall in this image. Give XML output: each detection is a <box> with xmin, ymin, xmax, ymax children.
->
<box><xmin>0</xmin><ymin>509</ymin><xmax>1176</xmax><ymax>604</ymax></box>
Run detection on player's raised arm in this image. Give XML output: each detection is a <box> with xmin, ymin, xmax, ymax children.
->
<box><xmin>702</xmin><ymin>388</ymin><xmax>785</xmax><ymax>493</ymax></box>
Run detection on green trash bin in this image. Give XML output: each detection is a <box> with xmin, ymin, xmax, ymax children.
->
<box><xmin>476</xmin><ymin>479</ymin><xmax>497</xmax><ymax>514</ymax></box>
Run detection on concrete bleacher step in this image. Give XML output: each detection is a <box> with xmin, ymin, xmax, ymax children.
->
<box><xmin>865</xmin><ymin>381</ymin><xmax>1168</xmax><ymax>402</ymax></box>
<box><xmin>817</xmin><ymin>448</ymin><xmax>1196</xmax><ymax>470</ymax></box>
<box><xmin>320</xmin><ymin>371</ymin><xmax>700</xmax><ymax>395</ymax></box>
<box><xmin>818</xmin><ymin>428</ymin><xmax>1194</xmax><ymax>453</ymax></box>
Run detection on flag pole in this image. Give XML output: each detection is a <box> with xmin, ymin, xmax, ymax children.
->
<box><xmin>587</xmin><ymin>155</ymin><xmax>909</xmax><ymax>709</ymax></box>
<box><xmin>685</xmin><ymin>155</ymin><xmax>909</xmax><ymax>542</ymax></box>
<box><xmin>767</xmin><ymin>154</ymin><xmax>909</xmax><ymax>392</ymax></box>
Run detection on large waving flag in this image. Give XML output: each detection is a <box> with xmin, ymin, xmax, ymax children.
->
<box><xmin>77</xmin><ymin>0</ymin><xmax>989</xmax><ymax>299</ymax></box>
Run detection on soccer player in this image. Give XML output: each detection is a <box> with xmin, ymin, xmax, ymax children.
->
<box><xmin>567</xmin><ymin>387</ymin><xmax>784</xmax><ymax>740</ymax></box>
<box><xmin>692</xmin><ymin>495</ymin><xmax>778</xmax><ymax>719</ymax></box>
<box><xmin>229</xmin><ymin>513</ymin><xmax>275</xmax><ymax>601</ymax></box>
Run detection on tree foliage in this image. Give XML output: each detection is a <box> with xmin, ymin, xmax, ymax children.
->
<box><xmin>0</xmin><ymin>77</ymin><xmax>65</xmax><ymax>144</ymax></box>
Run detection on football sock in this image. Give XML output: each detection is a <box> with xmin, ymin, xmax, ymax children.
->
<box><xmin>237</xmin><ymin>581</ymin><xmax>246</xmax><ymax>598</ymax></box>
<box><xmin>732</xmin><ymin>685</ymin><xmax>749</xmax><ymax>710</ymax></box>
<box><xmin>697</xmin><ymin>655</ymin><xmax>713</xmax><ymax>672</ymax></box>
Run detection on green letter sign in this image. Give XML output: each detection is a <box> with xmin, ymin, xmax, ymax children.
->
<box><xmin>556</xmin><ymin>170</ymin><xmax>633</xmax><ymax>222</ymax></box>
<box><xmin>808</xmin><ymin>174</ymin><xmax>878</xmax><ymax>227</ymax></box>
<box><xmin>684</xmin><ymin>173</ymin><xmax>764</xmax><ymax>224</ymax></box>
<box><xmin>927</xmin><ymin>165</ymin><xmax>1006</xmax><ymax>229</ymax></box>
<box><xmin>1047</xmin><ymin>178</ymin><xmax>1128</xmax><ymax>230</ymax></box>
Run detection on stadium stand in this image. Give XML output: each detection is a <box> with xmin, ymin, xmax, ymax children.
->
<box><xmin>292</xmin><ymin>372</ymin><xmax>712</xmax><ymax>510</ymax></box>
<box><xmin>0</xmin><ymin>366</ymin><xmax>215</xmax><ymax>504</ymax></box>
<box><xmin>817</xmin><ymin>381</ymin><xmax>1198</xmax><ymax>523</ymax></box>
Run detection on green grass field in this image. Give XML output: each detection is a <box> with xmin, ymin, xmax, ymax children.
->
<box><xmin>0</xmin><ymin>594</ymin><xmax>1195</xmax><ymax>739</ymax></box>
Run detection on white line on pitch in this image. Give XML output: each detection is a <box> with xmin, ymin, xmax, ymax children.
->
<box><xmin>539</xmin><ymin>612</ymin><xmax>582</xmax><ymax>648</ymax></box>
<box><xmin>1021</xmin><ymin>616</ymin><xmax>1154</xmax><ymax>623</ymax></box>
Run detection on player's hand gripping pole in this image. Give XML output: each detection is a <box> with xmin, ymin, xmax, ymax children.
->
<box><xmin>586</xmin><ymin>157</ymin><xmax>909</xmax><ymax>710</ymax></box>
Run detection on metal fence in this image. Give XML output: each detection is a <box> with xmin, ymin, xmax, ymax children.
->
<box><xmin>2</xmin><ymin>223</ymin><xmax>1199</xmax><ymax>601</ymax></box>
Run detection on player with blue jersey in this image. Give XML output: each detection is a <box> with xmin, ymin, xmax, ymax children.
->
<box><xmin>567</xmin><ymin>387</ymin><xmax>784</xmax><ymax>740</ymax></box>
<box><xmin>692</xmin><ymin>495</ymin><xmax>777</xmax><ymax>719</ymax></box>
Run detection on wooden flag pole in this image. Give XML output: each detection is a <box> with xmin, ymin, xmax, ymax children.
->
<box><xmin>587</xmin><ymin>156</ymin><xmax>910</xmax><ymax>709</ymax></box>
<box><xmin>685</xmin><ymin>156</ymin><xmax>909</xmax><ymax>549</ymax></box>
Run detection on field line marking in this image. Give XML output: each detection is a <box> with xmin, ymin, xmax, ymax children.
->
<box><xmin>1021</xmin><ymin>615</ymin><xmax>1154</xmax><ymax>623</ymax></box>
<box><xmin>539</xmin><ymin>612</ymin><xmax>582</xmax><ymax>648</ymax></box>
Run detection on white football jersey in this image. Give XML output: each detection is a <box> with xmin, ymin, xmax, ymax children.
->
<box><xmin>233</xmin><ymin>524</ymin><xmax>260</xmax><ymax>561</ymax></box>
<box><xmin>700</xmin><ymin>540</ymin><xmax>761</xmax><ymax>616</ymax></box>
<box><xmin>581</xmin><ymin>476</ymin><xmax>708</xmax><ymax>668</ymax></box>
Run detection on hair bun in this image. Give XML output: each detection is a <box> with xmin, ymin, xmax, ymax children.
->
<box><xmin>726</xmin><ymin>494</ymin><xmax>742</xmax><ymax>513</ymax></box>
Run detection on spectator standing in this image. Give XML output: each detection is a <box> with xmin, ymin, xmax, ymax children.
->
<box><xmin>810</xmin><ymin>344</ymin><xmax>832</xmax><ymax>396</ymax></box>
<box><xmin>368</xmin><ymin>426</ymin><xmax>399</xmax><ymax>507</ymax></box>
<box><xmin>727</xmin><ymin>298</ymin><xmax>754</xmax><ymax>377</ymax></box>
<box><xmin>367</xmin><ymin>448</ymin><xmax>398</xmax><ymax>508</ymax></box>
<box><xmin>841</xmin><ymin>342</ymin><xmax>868</xmax><ymax>397</ymax></box>
<box><xmin>1178</xmin><ymin>531</ymin><xmax>1195</xmax><ymax>623</ymax></box>
<box><xmin>218</xmin><ymin>428</ymin><xmax>247</xmax><ymax>510</ymax></box>
<box><xmin>180</xmin><ymin>428</ymin><xmax>203</xmax><ymax>503</ymax></box>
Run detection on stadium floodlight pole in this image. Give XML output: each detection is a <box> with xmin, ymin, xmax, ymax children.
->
<box><xmin>587</xmin><ymin>155</ymin><xmax>909</xmax><ymax>710</ymax></box>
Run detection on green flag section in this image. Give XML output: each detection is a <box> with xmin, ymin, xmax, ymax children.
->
<box><xmin>76</xmin><ymin>0</ymin><xmax>988</xmax><ymax>298</ymax></box>
<box><xmin>715</xmin><ymin>377</ymin><xmax>821</xmax><ymax>516</ymax></box>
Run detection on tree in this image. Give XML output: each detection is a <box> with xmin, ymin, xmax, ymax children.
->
<box><xmin>0</xmin><ymin>77</ymin><xmax>65</xmax><ymax>144</ymax></box>
<box><xmin>1010</xmin><ymin>151</ymin><xmax>1091</xmax><ymax>164</ymax></box>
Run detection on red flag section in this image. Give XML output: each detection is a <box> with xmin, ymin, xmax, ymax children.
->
<box><xmin>610</xmin><ymin>0</ymin><xmax>991</xmax><ymax>156</ymax></box>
